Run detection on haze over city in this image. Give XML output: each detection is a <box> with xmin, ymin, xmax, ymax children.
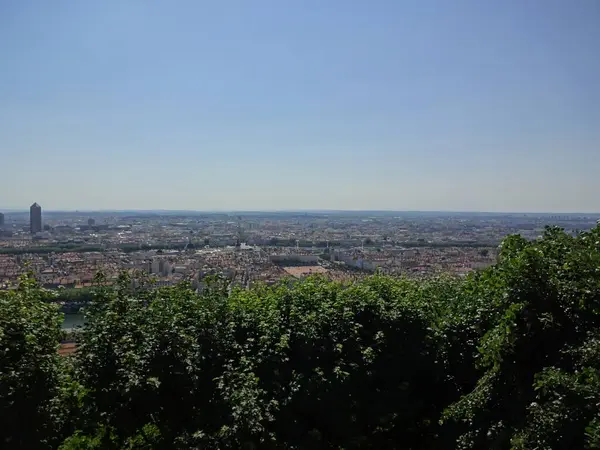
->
<box><xmin>2</xmin><ymin>1</ymin><xmax>599</xmax><ymax>212</ymax></box>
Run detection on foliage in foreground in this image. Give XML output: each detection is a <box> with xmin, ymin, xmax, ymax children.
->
<box><xmin>0</xmin><ymin>277</ymin><xmax>74</xmax><ymax>449</ymax></box>
<box><xmin>0</xmin><ymin>225</ymin><xmax>599</xmax><ymax>449</ymax></box>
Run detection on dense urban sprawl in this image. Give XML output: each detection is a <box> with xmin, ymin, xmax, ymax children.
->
<box><xmin>1</xmin><ymin>206</ymin><xmax>598</xmax><ymax>297</ymax></box>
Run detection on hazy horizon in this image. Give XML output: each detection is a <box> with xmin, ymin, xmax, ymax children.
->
<box><xmin>1</xmin><ymin>207</ymin><xmax>598</xmax><ymax>216</ymax></box>
<box><xmin>2</xmin><ymin>1</ymin><xmax>599</xmax><ymax>212</ymax></box>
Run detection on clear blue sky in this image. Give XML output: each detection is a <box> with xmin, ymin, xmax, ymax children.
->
<box><xmin>1</xmin><ymin>1</ymin><xmax>599</xmax><ymax>212</ymax></box>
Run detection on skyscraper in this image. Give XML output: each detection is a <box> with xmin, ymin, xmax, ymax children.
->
<box><xmin>30</xmin><ymin>203</ymin><xmax>42</xmax><ymax>234</ymax></box>
<box><xmin>0</xmin><ymin>212</ymin><xmax>4</xmax><ymax>227</ymax></box>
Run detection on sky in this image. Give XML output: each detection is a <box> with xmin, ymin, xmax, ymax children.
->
<box><xmin>1</xmin><ymin>1</ymin><xmax>599</xmax><ymax>212</ymax></box>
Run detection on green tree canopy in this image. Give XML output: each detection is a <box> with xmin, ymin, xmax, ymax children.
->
<box><xmin>443</xmin><ymin>226</ymin><xmax>600</xmax><ymax>449</ymax></box>
<box><xmin>0</xmin><ymin>275</ymin><xmax>73</xmax><ymax>449</ymax></box>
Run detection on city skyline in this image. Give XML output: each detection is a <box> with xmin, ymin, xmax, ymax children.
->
<box><xmin>2</xmin><ymin>1</ymin><xmax>599</xmax><ymax>212</ymax></box>
<box><xmin>1</xmin><ymin>204</ymin><xmax>599</xmax><ymax>216</ymax></box>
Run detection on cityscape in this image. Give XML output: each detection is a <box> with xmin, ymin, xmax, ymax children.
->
<box><xmin>1</xmin><ymin>203</ymin><xmax>598</xmax><ymax>300</ymax></box>
<box><xmin>3</xmin><ymin>0</ymin><xmax>600</xmax><ymax>446</ymax></box>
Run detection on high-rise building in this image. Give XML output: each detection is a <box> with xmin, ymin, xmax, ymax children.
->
<box><xmin>0</xmin><ymin>212</ymin><xmax>4</xmax><ymax>227</ymax></box>
<box><xmin>30</xmin><ymin>203</ymin><xmax>42</xmax><ymax>234</ymax></box>
<box><xmin>88</xmin><ymin>218</ymin><xmax>96</xmax><ymax>226</ymax></box>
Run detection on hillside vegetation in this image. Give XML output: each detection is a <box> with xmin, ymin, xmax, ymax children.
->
<box><xmin>1</xmin><ymin>225</ymin><xmax>600</xmax><ymax>449</ymax></box>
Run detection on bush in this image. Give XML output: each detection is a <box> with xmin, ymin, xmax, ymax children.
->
<box><xmin>0</xmin><ymin>275</ymin><xmax>74</xmax><ymax>449</ymax></box>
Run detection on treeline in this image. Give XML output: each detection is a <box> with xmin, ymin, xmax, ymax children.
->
<box><xmin>117</xmin><ymin>243</ymin><xmax>186</xmax><ymax>253</ymax></box>
<box><xmin>268</xmin><ymin>238</ymin><xmax>497</xmax><ymax>249</ymax></box>
<box><xmin>0</xmin><ymin>244</ymin><xmax>105</xmax><ymax>255</ymax></box>
<box><xmin>0</xmin><ymin>240</ymin><xmax>497</xmax><ymax>257</ymax></box>
<box><xmin>53</xmin><ymin>287</ymin><xmax>95</xmax><ymax>307</ymax></box>
<box><xmin>0</xmin><ymin>243</ymin><xmax>185</xmax><ymax>256</ymax></box>
<box><xmin>1</xmin><ymin>226</ymin><xmax>600</xmax><ymax>449</ymax></box>
<box><xmin>399</xmin><ymin>240</ymin><xmax>495</xmax><ymax>248</ymax></box>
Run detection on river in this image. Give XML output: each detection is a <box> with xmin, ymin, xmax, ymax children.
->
<box><xmin>62</xmin><ymin>313</ymin><xmax>86</xmax><ymax>331</ymax></box>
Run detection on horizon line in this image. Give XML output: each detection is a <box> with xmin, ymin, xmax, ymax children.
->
<box><xmin>1</xmin><ymin>208</ymin><xmax>599</xmax><ymax>215</ymax></box>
